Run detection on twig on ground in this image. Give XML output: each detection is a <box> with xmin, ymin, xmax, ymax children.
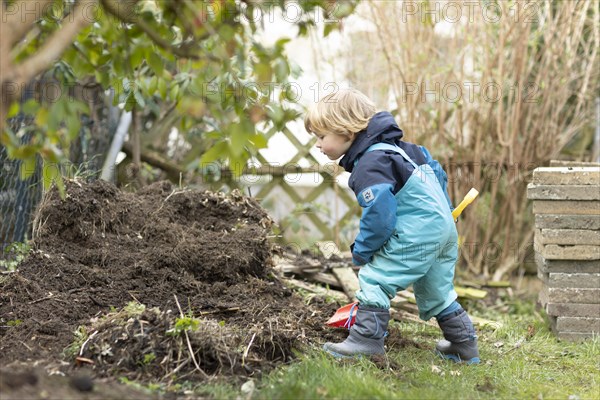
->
<box><xmin>28</xmin><ymin>293</ymin><xmax>66</xmax><ymax>304</ymax></box>
<box><xmin>128</xmin><ymin>291</ymin><xmax>141</xmax><ymax>303</ymax></box>
<box><xmin>163</xmin><ymin>357</ymin><xmax>190</xmax><ymax>380</ymax></box>
<box><xmin>79</xmin><ymin>330</ymin><xmax>99</xmax><ymax>356</ymax></box>
<box><xmin>199</xmin><ymin>307</ymin><xmax>239</xmax><ymax>315</ymax></box>
<box><xmin>173</xmin><ymin>294</ymin><xmax>210</xmax><ymax>379</ymax></box>
<box><xmin>19</xmin><ymin>341</ymin><xmax>33</xmax><ymax>351</ymax></box>
<box><xmin>75</xmin><ymin>356</ymin><xmax>94</xmax><ymax>365</ymax></box>
<box><xmin>242</xmin><ymin>332</ymin><xmax>257</xmax><ymax>367</ymax></box>
<box><xmin>164</xmin><ymin>189</ymin><xmax>185</xmax><ymax>203</ymax></box>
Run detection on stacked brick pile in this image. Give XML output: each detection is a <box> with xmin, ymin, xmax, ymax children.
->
<box><xmin>528</xmin><ymin>163</ymin><xmax>600</xmax><ymax>340</ymax></box>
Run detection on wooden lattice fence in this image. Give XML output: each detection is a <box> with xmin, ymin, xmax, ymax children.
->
<box><xmin>213</xmin><ymin>125</ymin><xmax>359</xmax><ymax>248</ymax></box>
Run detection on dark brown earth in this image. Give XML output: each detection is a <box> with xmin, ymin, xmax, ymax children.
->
<box><xmin>0</xmin><ymin>180</ymin><xmax>346</xmax><ymax>399</ymax></box>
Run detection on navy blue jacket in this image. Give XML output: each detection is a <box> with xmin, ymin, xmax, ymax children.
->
<box><xmin>339</xmin><ymin>112</ymin><xmax>453</xmax><ymax>265</ymax></box>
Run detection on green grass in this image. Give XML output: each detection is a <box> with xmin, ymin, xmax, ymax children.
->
<box><xmin>193</xmin><ymin>302</ymin><xmax>600</xmax><ymax>400</ymax></box>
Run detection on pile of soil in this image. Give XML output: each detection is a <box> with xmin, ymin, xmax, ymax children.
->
<box><xmin>0</xmin><ymin>180</ymin><xmax>343</xmax><ymax>393</ymax></box>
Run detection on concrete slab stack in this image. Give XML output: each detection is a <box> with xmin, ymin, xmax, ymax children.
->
<box><xmin>528</xmin><ymin>163</ymin><xmax>600</xmax><ymax>340</ymax></box>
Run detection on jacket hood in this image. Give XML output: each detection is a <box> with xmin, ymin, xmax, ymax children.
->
<box><xmin>339</xmin><ymin>111</ymin><xmax>404</xmax><ymax>172</ymax></box>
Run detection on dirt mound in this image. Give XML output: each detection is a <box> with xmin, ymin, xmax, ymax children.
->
<box><xmin>0</xmin><ymin>180</ymin><xmax>343</xmax><ymax>389</ymax></box>
<box><xmin>34</xmin><ymin>179</ymin><xmax>273</xmax><ymax>283</ymax></box>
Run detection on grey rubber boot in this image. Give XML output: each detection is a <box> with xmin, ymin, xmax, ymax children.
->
<box><xmin>323</xmin><ymin>306</ymin><xmax>390</xmax><ymax>357</ymax></box>
<box><xmin>436</xmin><ymin>308</ymin><xmax>480</xmax><ymax>364</ymax></box>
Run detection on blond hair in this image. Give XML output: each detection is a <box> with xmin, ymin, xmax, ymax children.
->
<box><xmin>304</xmin><ymin>88</ymin><xmax>377</xmax><ymax>139</ymax></box>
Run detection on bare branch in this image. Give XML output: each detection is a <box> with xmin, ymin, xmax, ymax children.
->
<box><xmin>1</xmin><ymin>0</ymin><xmax>96</xmax><ymax>133</ymax></box>
<box><xmin>100</xmin><ymin>0</ymin><xmax>204</xmax><ymax>60</ymax></box>
<box><xmin>0</xmin><ymin>7</ymin><xmax>12</xmax><ymax>85</ymax></box>
<box><xmin>10</xmin><ymin>0</ymin><xmax>97</xmax><ymax>92</ymax></box>
<box><xmin>4</xmin><ymin>0</ymin><xmax>53</xmax><ymax>47</ymax></box>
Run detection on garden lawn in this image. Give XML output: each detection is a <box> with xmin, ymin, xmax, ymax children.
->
<box><xmin>194</xmin><ymin>300</ymin><xmax>600</xmax><ymax>400</ymax></box>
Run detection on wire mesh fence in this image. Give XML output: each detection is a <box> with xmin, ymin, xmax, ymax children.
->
<box><xmin>0</xmin><ymin>137</ymin><xmax>43</xmax><ymax>261</ymax></box>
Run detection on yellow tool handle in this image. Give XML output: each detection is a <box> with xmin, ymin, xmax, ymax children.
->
<box><xmin>452</xmin><ymin>188</ymin><xmax>479</xmax><ymax>220</ymax></box>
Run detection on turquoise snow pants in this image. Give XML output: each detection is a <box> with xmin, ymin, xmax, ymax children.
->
<box><xmin>355</xmin><ymin>151</ymin><xmax>458</xmax><ymax>321</ymax></box>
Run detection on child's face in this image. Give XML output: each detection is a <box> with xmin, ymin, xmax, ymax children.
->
<box><xmin>315</xmin><ymin>133</ymin><xmax>353</xmax><ymax>160</ymax></box>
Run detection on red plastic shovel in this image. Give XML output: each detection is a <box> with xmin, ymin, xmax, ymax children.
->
<box><xmin>326</xmin><ymin>302</ymin><xmax>359</xmax><ymax>328</ymax></box>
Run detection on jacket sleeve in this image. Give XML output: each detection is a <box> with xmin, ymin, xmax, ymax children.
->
<box><xmin>351</xmin><ymin>183</ymin><xmax>397</xmax><ymax>266</ymax></box>
<box><xmin>419</xmin><ymin>145</ymin><xmax>453</xmax><ymax>211</ymax></box>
